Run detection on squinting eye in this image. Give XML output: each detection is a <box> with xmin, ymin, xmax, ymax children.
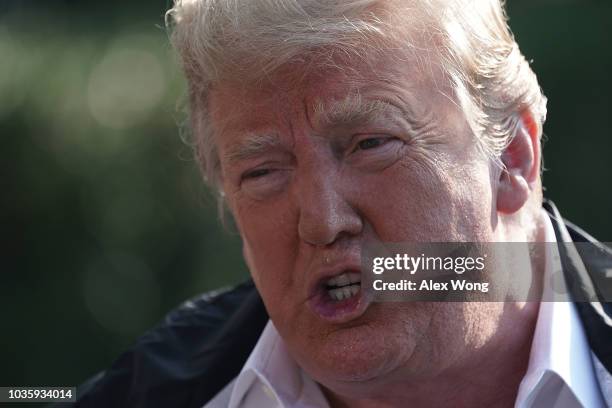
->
<box><xmin>243</xmin><ymin>168</ymin><xmax>271</xmax><ymax>180</ymax></box>
<box><xmin>239</xmin><ymin>167</ymin><xmax>290</xmax><ymax>198</ymax></box>
<box><xmin>355</xmin><ymin>137</ymin><xmax>389</xmax><ymax>151</ymax></box>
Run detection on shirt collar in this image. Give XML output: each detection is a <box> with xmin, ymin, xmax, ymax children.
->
<box><xmin>514</xmin><ymin>210</ymin><xmax>605</xmax><ymax>407</ymax></box>
<box><xmin>228</xmin><ymin>320</ymin><xmax>329</xmax><ymax>408</ymax></box>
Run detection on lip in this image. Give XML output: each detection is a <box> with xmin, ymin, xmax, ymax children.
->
<box><xmin>307</xmin><ymin>262</ymin><xmax>371</xmax><ymax>324</ymax></box>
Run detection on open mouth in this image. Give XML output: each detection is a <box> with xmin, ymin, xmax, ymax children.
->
<box><xmin>325</xmin><ymin>272</ymin><xmax>361</xmax><ymax>301</ymax></box>
<box><xmin>309</xmin><ymin>269</ymin><xmax>368</xmax><ymax>323</ymax></box>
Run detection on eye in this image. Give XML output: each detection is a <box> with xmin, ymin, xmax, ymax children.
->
<box><xmin>242</xmin><ymin>168</ymin><xmax>272</xmax><ymax>180</ymax></box>
<box><xmin>353</xmin><ymin>136</ymin><xmax>394</xmax><ymax>152</ymax></box>
<box><xmin>345</xmin><ymin>134</ymin><xmax>405</xmax><ymax>171</ymax></box>
<box><xmin>238</xmin><ymin>166</ymin><xmax>291</xmax><ymax>199</ymax></box>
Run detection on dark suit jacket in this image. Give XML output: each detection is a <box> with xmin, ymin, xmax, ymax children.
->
<box><xmin>65</xmin><ymin>201</ymin><xmax>612</xmax><ymax>407</ymax></box>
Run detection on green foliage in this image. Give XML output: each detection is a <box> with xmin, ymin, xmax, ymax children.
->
<box><xmin>0</xmin><ymin>11</ymin><xmax>247</xmax><ymax>387</ymax></box>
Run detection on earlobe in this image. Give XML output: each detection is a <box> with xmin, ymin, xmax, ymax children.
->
<box><xmin>497</xmin><ymin>168</ymin><xmax>530</xmax><ymax>213</ymax></box>
<box><xmin>496</xmin><ymin>111</ymin><xmax>541</xmax><ymax>214</ymax></box>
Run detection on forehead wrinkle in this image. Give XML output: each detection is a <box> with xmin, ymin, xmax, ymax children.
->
<box><xmin>224</xmin><ymin>132</ymin><xmax>282</xmax><ymax>164</ymax></box>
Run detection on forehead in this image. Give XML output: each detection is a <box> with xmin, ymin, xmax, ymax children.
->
<box><xmin>208</xmin><ymin>45</ymin><xmax>451</xmax><ymax>137</ymax></box>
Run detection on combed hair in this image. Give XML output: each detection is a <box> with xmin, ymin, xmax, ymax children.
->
<box><xmin>166</xmin><ymin>0</ymin><xmax>547</xmax><ymax>193</ymax></box>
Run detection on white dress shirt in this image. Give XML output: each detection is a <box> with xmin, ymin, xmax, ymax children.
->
<box><xmin>205</xmin><ymin>212</ymin><xmax>606</xmax><ymax>407</ymax></box>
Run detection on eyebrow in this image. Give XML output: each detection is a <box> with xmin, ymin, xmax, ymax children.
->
<box><xmin>312</xmin><ymin>93</ymin><xmax>401</xmax><ymax>129</ymax></box>
<box><xmin>224</xmin><ymin>132</ymin><xmax>282</xmax><ymax>164</ymax></box>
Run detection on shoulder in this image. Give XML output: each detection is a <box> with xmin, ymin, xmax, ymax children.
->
<box><xmin>71</xmin><ymin>280</ymin><xmax>268</xmax><ymax>408</ymax></box>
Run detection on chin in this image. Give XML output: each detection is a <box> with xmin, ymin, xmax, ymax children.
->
<box><xmin>294</xmin><ymin>309</ymin><xmax>421</xmax><ymax>388</ymax></box>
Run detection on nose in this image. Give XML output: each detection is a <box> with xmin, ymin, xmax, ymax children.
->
<box><xmin>296</xmin><ymin>164</ymin><xmax>363</xmax><ymax>247</ymax></box>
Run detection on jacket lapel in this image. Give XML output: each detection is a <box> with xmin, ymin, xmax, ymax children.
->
<box><xmin>544</xmin><ymin>200</ymin><xmax>612</xmax><ymax>404</ymax></box>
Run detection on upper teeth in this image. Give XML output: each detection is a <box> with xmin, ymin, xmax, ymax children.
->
<box><xmin>326</xmin><ymin>272</ymin><xmax>361</xmax><ymax>301</ymax></box>
<box><xmin>326</xmin><ymin>272</ymin><xmax>360</xmax><ymax>287</ymax></box>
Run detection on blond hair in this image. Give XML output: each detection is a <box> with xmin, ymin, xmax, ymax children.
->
<box><xmin>166</xmin><ymin>0</ymin><xmax>547</xmax><ymax>192</ymax></box>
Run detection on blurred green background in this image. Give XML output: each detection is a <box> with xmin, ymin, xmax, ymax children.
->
<box><xmin>1</xmin><ymin>0</ymin><xmax>611</xmax><ymax>392</ymax></box>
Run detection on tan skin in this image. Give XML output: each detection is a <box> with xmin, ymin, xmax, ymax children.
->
<box><xmin>208</xmin><ymin>47</ymin><xmax>543</xmax><ymax>407</ymax></box>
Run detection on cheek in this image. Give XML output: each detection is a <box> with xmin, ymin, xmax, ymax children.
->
<box><xmin>446</xmin><ymin>156</ymin><xmax>496</xmax><ymax>239</ymax></box>
<box><xmin>234</xmin><ymin>193</ymin><xmax>296</xmax><ymax>251</ymax></box>
<box><xmin>355</xmin><ymin>154</ymin><xmax>493</xmax><ymax>242</ymax></box>
<box><xmin>233</xmin><ymin>197</ymin><xmax>301</xmax><ymax>307</ymax></box>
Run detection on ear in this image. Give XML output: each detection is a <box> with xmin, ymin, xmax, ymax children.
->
<box><xmin>496</xmin><ymin>110</ymin><xmax>541</xmax><ymax>214</ymax></box>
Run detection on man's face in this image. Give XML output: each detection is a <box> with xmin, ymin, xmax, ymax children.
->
<box><xmin>209</xmin><ymin>49</ymin><xmax>503</xmax><ymax>392</ymax></box>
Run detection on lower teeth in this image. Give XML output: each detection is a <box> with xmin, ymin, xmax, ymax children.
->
<box><xmin>328</xmin><ymin>283</ymin><xmax>360</xmax><ymax>301</ymax></box>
